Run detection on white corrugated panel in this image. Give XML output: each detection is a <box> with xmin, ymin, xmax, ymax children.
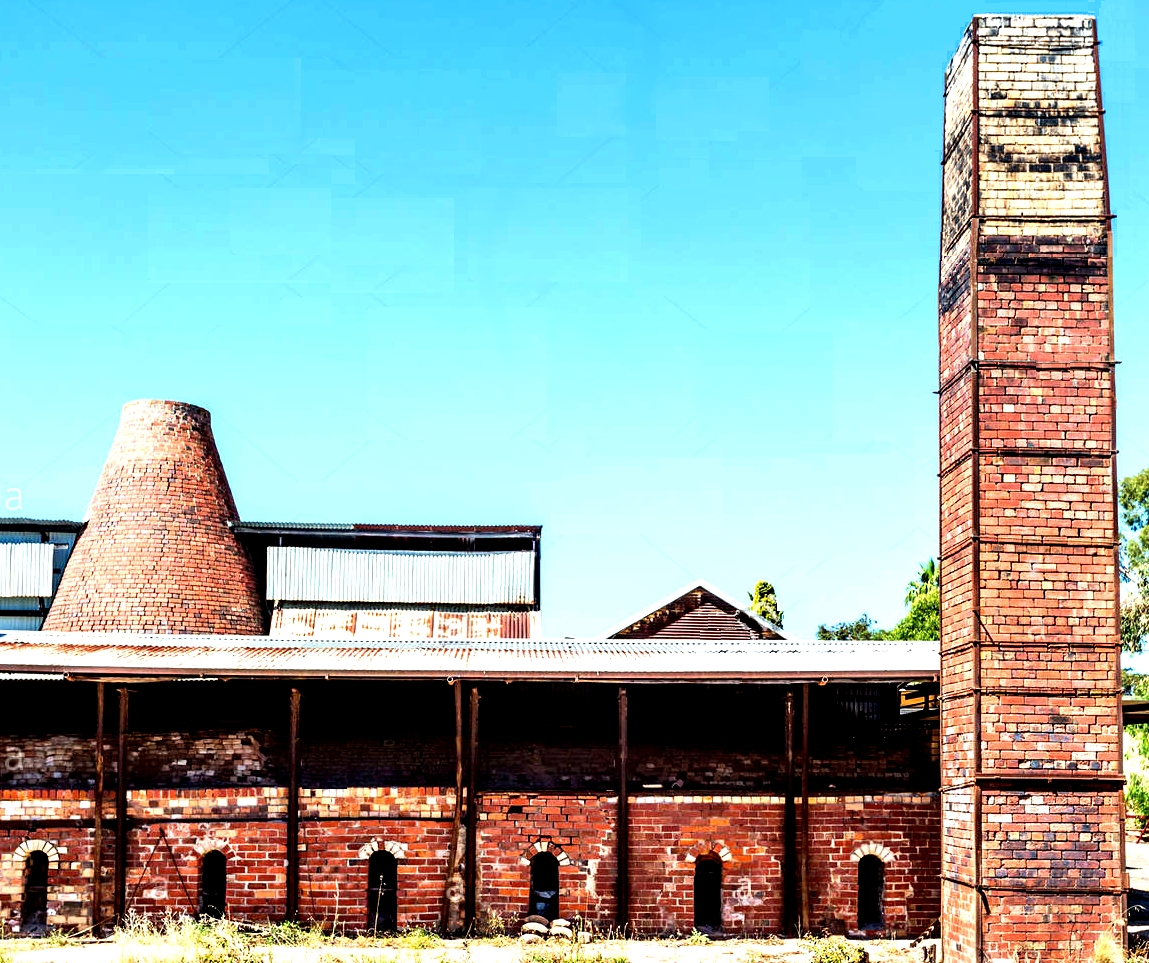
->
<box><xmin>266</xmin><ymin>547</ymin><xmax>535</xmax><ymax>605</ymax></box>
<box><xmin>0</xmin><ymin>543</ymin><xmax>54</xmax><ymax>597</ymax></box>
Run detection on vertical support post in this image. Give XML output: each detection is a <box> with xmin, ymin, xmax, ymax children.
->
<box><xmin>617</xmin><ymin>686</ymin><xmax>630</xmax><ymax>933</ymax></box>
<box><xmin>443</xmin><ymin>682</ymin><xmax>465</xmax><ymax>933</ymax></box>
<box><xmin>114</xmin><ymin>687</ymin><xmax>129</xmax><ymax>925</ymax></box>
<box><xmin>783</xmin><ymin>689</ymin><xmax>796</xmax><ymax>934</ymax></box>
<box><xmin>286</xmin><ymin>687</ymin><xmax>301</xmax><ymax>921</ymax></box>
<box><xmin>92</xmin><ymin>682</ymin><xmax>105</xmax><ymax>931</ymax></box>
<box><xmin>464</xmin><ymin>685</ymin><xmax>480</xmax><ymax>932</ymax></box>
<box><xmin>799</xmin><ymin>684</ymin><xmax>810</xmax><ymax>934</ymax></box>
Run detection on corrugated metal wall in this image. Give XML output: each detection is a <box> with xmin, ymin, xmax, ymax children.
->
<box><xmin>266</xmin><ymin>547</ymin><xmax>536</xmax><ymax>605</ymax></box>
<box><xmin>0</xmin><ymin>543</ymin><xmax>54</xmax><ymax>597</ymax></box>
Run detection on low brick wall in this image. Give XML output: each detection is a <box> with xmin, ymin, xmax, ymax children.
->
<box><xmin>0</xmin><ymin>789</ymin><xmax>940</xmax><ymax>936</ymax></box>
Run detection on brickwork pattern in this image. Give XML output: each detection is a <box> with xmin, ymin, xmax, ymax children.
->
<box><xmin>0</xmin><ymin>789</ymin><xmax>940</xmax><ymax>936</ymax></box>
<box><xmin>939</xmin><ymin>15</ymin><xmax>1123</xmax><ymax>963</ymax></box>
<box><xmin>43</xmin><ymin>399</ymin><xmax>263</xmax><ymax>634</ymax></box>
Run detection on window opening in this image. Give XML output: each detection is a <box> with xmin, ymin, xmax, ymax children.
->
<box><xmin>693</xmin><ymin>855</ymin><xmax>722</xmax><ymax>931</ymax></box>
<box><xmin>367</xmin><ymin>850</ymin><xmax>398</xmax><ymax>932</ymax></box>
<box><xmin>22</xmin><ymin>850</ymin><xmax>49</xmax><ymax>934</ymax></box>
<box><xmin>857</xmin><ymin>854</ymin><xmax>884</xmax><ymax>929</ymax></box>
<box><xmin>200</xmin><ymin>850</ymin><xmax>227</xmax><ymax>919</ymax></box>
<box><xmin>529</xmin><ymin>852</ymin><xmax>560</xmax><ymax>921</ymax></box>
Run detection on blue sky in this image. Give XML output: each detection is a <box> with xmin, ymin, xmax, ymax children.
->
<box><xmin>2</xmin><ymin>0</ymin><xmax>1147</xmax><ymax>638</ymax></box>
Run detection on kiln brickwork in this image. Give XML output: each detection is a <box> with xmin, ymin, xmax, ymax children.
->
<box><xmin>43</xmin><ymin>399</ymin><xmax>263</xmax><ymax>634</ymax></box>
<box><xmin>939</xmin><ymin>15</ymin><xmax>1122</xmax><ymax>963</ymax></box>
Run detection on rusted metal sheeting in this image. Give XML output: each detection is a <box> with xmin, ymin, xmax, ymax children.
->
<box><xmin>0</xmin><ymin>543</ymin><xmax>54</xmax><ymax>597</ymax></box>
<box><xmin>266</xmin><ymin>547</ymin><xmax>535</xmax><ymax>605</ymax></box>
<box><xmin>269</xmin><ymin>603</ymin><xmax>535</xmax><ymax>639</ymax></box>
<box><xmin>0</xmin><ymin>632</ymin><xmax>941</xmax><ymax>681</ymax></box>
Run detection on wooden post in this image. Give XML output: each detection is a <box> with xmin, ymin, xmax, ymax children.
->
<box><xmin>800</xmin><ymin>684</ymin><xmax>810</xmax><ymax>934</ymax></box>
<box><xmin>464</xmin><ymin>685</ymin><xmax>480</xmax><ymax>932</ymax></box>
<box><xmin>617</xmin><ymin>686</ymin><xmax>630</xmax><ymax>933</ymax></box>
<box><xmin>92</xmin><ymin>683</ymin><xmax>105</xmax><ymax>931</ymax></box>
<box><xmin>114</xmin><ymin>687</ymin><xmax>129</xmax><ymax>925</ymax></box>
<box><xmin>286</xmin><ymin>687</ymin><xmax>301</xmax><ymax>921</ymax></box>
<box><xmin>783</xmin><ymin>689</ymin><xmax>795</xmax><ymax>933</ymax></box>
<box><xmin>443</xmin><ymin>682</ymin><xmax>465</xmax><ymax>933</ymax></box>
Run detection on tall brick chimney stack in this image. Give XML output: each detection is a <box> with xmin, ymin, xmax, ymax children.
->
<box><xmin>43</xmin><ymin>399</ymin><xmax>264</xmax><ymax>634</ymax></box>
<box><xmin>939</xmin><ymin>15</ymin><xmax>1123</xmax><ymax>963</ymax></box>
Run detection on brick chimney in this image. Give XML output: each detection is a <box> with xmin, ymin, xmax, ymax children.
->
<box><xmin>939</xmin><ymin>16</ymin><xmax>1123</xmax><ymax>963</ymax></box>
<box><xmin>43</xmin><ymin>399</ymin><xmax>264</xmax><ymax>634</ymax></box>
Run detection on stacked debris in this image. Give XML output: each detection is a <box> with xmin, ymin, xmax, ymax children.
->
<box><xmin>520</xmin><ymin>916</ymin><xmax>584</xmax><ymax>944</ymax></box>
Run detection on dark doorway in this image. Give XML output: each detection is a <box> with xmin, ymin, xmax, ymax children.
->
<box><xmin>22</xmin><ymin>851</ymin><xmax>49</xmax><ymax>934</ymax></box>
<box><xmin>200</xmin><ymin>850</ymin><xmax>226</xmax><ymax>918</ymax></box>
<box><xmin>529</xmin><ymin>852</ymin><xmax>560</xmax><ymax>921</ymax></box>
<box><xmin>367</xmin><ymin>851</ymin><xmax>398</xmax><ymax>932</ymax></box>
<box><xmin>857</xmin><ymin>855</ymin><xmax>884</xmax><ymax>929</ymax></box>
<box><xmin>693</xmin><ymin>856</ymin><xmax>722</xmax><ymax>931</ymax></box>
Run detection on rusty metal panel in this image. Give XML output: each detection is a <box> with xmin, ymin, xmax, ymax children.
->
<box><xmin>0</xmin><ymin>543</ymin><xmax>54</xmax><ymax>597</ymax></box>
<box><xmin>266</xmin><ymin>547</ymin><xmax>535</xmax><ymax>605</ymax></box>
<box><xmin>269</xmin><ymin>603</ymin><xmax>531</xmax><ymax>639</ymax></box>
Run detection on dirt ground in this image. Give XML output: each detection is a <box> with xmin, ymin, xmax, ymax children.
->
<box><xmin>0</xmin><ymin>937</ymin><xmax>932</xmax><ymax>963</ymax></box>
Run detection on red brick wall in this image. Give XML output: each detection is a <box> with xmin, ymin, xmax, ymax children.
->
<box><xmin>939</xmin><ymin>15</ymin><xmax>1123</xmax><ymax>963</ymax></box>
<box><xmin>43</xmin><ymin>399</ymin><xmax>263</xmax><ymax>634</ymax></box>
<box><xmin>476</xmin><ymin>793</ymin><xmax>940</xmax><ymax>936</ymax></box>
<box><xmin>1</xmin><ymin>789</ymin><xmax>941</xmax><ymax>936</ymax></box>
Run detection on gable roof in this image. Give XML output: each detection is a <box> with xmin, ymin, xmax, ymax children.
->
<box><xmin>599</xmin><ymin>580</ymin><xmax>787</xmax><ymax>641</ymax></box>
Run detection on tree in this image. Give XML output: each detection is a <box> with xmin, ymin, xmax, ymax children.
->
<box><xmin>816</xmin><ymin>559</ymin><xmax>940</xmax><ymax>641</ymax></box>
<box><xmin>904</xmin><ymin>558</ymin><xmax>938</xmax><ymax>607</ymax></box>
<box><xmin>1121</xmin><ymin>467</ymin><xmax>1149</xmax><ymax>652</ymax></box>
<box><xmin>816</xmin><ymin>615</ymin><xmax>888</xmax><ymax>641</ymax></box>
<box><xmin>886</xmin><ymin>586</ymin><xmax>940</xmax><ymax>641</ymax></box>
<box><xmin>748</xmin><ymin>580</ymin><xmax>783</xmax><ymax>628</ymax></box>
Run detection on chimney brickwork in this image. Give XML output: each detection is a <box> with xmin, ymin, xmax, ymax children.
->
<box><xmin>43</xmin><ymin>399</ymin><xmax>264</xmax><ymax>634</ymax></box>
<box><xmin>939</xmin><ymin>16</ymin><xmax>1123</xmax><ymax>963</ymax></box>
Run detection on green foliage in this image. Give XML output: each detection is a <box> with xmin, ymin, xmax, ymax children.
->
<box><xmin>816</xmin><ymin>615</ymin><xmax>889</xmax><ymax>641</ymax></box>
<box><xmin>809</xmin><ymin>936</ymin><xmax>867</xmax><ymax>963</ymax></box>
<box><xmin>817</xmin><ymin>558</ymin><xmax>939</xmax><ymax>641</ymax></box>
<box><xmin>390</xmin><ymin>928</ymin><xmax>440</xmax><ymax>948</ymax></box>
<box><xmin>904</xmin><ymin>558</ymin><xmax>938</xmax><ymax>607</ymax></box>
<box><xmin>1121</xmin><ymin>467</ymin><xmax>1149</xmax><ymax>652</ymax></box>
<box><xmin>886</xmin><ymin>587</ymin><xmax>940</xmax><ymax>641</ymax></box>
<box><xmin>685</xmin><ymin>929</ymin><xmax>711</xmax><ymax>944</ymax></box>
<box><xmin>748</xmin><ymin>580</ymin><xmax>784</xmax><ymax>628</ymax></box>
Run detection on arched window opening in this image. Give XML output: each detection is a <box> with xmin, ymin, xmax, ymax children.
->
<box><xmin>528</xmin><ymin>852</ymin><xmax>560</xmax><ymax>921</ymax></box>
<box><xmin>693</xmin><ymin>855</ymin><xmax>722</xmax><ymax>932</ymax></box>
<box><xmin>857</xmin><ymin>854</ymin><xmax>884</xmax><ymax>930</ymax></box>
<box><xmin>367</xmin><ymin>850</ymin><xmax>398</xmax><ymax>932</ymax></box>
<box><xmin>22</xmin><ymin>850</ymin><xmax>49</xmax><ymax>934</ymax></box>
<box><xmin>199</xmin><ymin>850</ymin><xmax>227</xmax><ymax>919</ymax></box>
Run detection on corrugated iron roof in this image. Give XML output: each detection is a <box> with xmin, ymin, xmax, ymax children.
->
<box><xmin>231</xmin><ymin>522</ymin><xmax>541</xmax><ymax>536</ymax></box>
<box><xmin>600</xmin><ymin>580</ymin><xmax>787</xmax><ymax>640</ymax></box>
<box><xmin>0</xmin><ymin>631</ymin><xmax>939</xmax><ymax>682</ymax></box>
<box><xmin>0</xmin><ymin>518</ymin><xmax>83</xmax><ymax>531</ymax></box>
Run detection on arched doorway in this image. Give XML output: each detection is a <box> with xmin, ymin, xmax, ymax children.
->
<box><xmin>22</xmin><ymin>850</ymin><xmax>49</xmax><ymax>934</ymax></box>
<box><xmin>199</xmin><ymin>850</ymin><xmax>227</xmax><ymax>919</ymax></box>
<box><xmin>529</xmin><ymin>852</ymin><xmax>560</xmax><ymax>921</ymax></box>
<box><xmin>367</xmin><ymin>850</ymin><xmax>398</xmax><ymax>932</ymax></box>
<box><xmin>857</xmin><ymin>854</ymin><xmax>884</xmax><ymax>929</ymax></box>
<box><xmin>693</xmin><ymin>855</ymin><xmax>722</xmax><ymax>931</ymax></box>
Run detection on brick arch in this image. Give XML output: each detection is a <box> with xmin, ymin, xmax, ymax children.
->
<box><xmin>684</xmin><ymin>840</ymin><xmax>733</xmax><ymax>863</ymax></box>
<box><xmin>357</xmin><ymin>839</ymin><xmax>408</xmax><ymax>860</ymax></box>
<box><xmin>517</xmin><ymin>839</ymin><xmax>571</xmax><ymax>866</ymax></box>
<box><xmin>192</xmin><ymin>837</ymin><xmax>234</xmax><ymax>858</ymax></box>
<box><xmin>850</xmin><ymin>842</ymin><xmax>894</xmax><ymax>864</ymax></box>
<box><xmin>13</xmin><ymin>838</ymin><xmax>59</xmax><ymax>869</ymax></box>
